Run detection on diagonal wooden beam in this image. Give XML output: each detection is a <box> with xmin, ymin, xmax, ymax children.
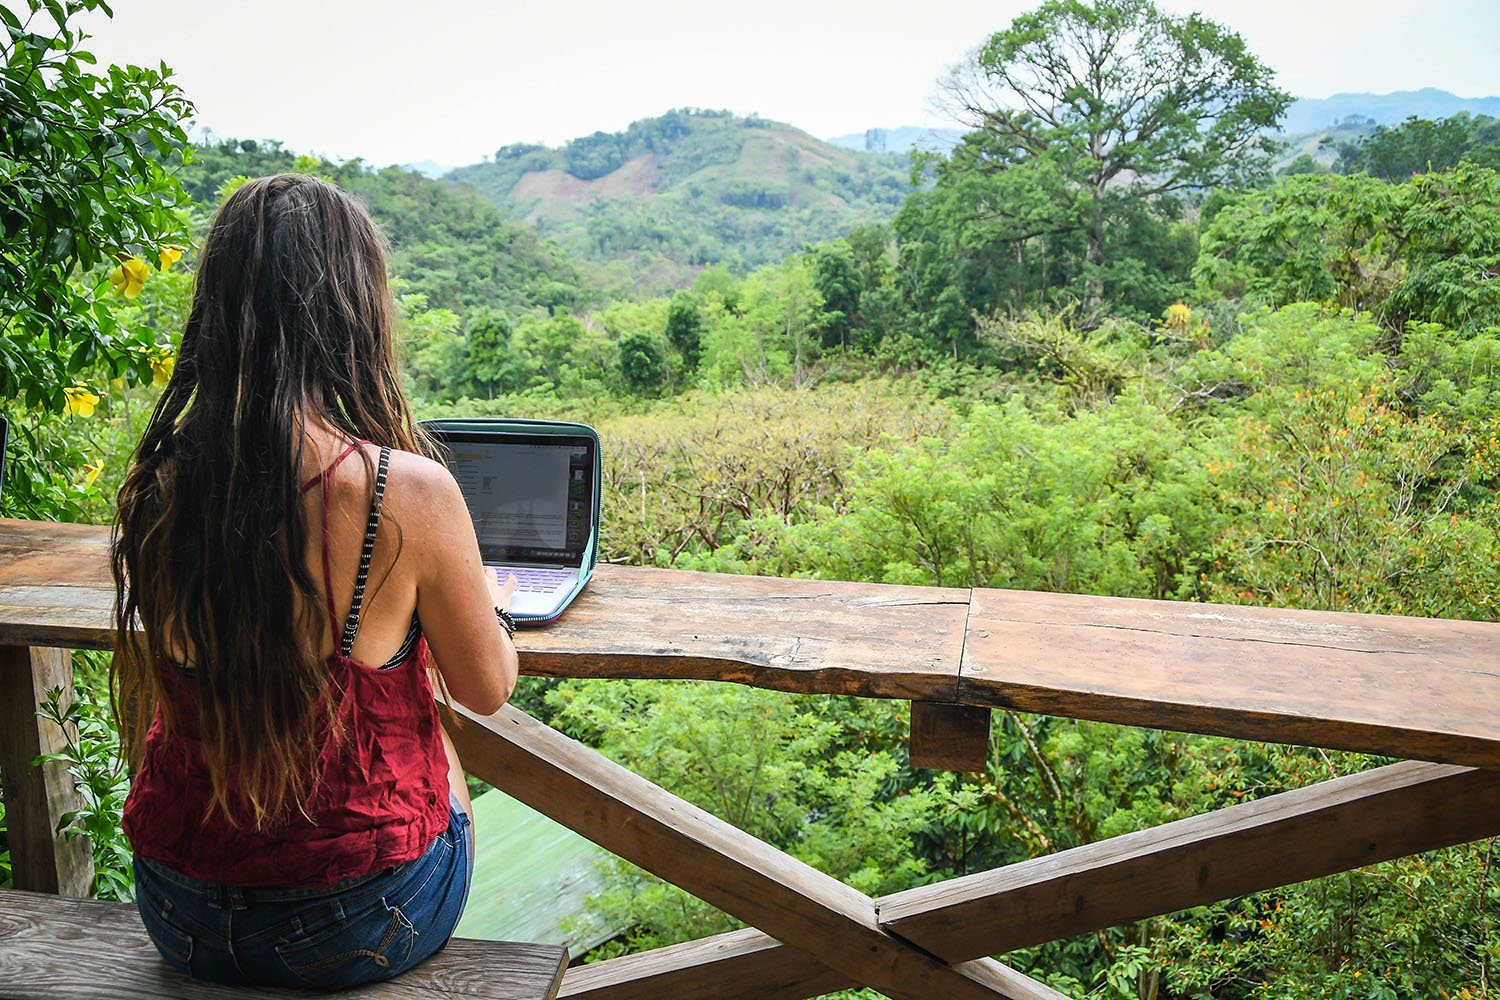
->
<box><xmin>555</xmin><ymin>925</ymin><xmax>1072</xmax><ymax>1000</ymax></box>
<box><xmin>550</xmin><ymin>759</ymin><xmax>1500</xmax><ymax>997</ymax></box>
<box><xmin>557</xmin><ymin>928</ymin><xmax>852</xmax><ymax>1000</ymax></box>
<box><xmin>880</xmin><ymin>759</ymin><xmax>1500</xmax><ymax>960</ymax></box>
<box><xmin>445</xmin><ymin>704</ymin><xmax>1067</xmax><ymax>1000</ymax></box>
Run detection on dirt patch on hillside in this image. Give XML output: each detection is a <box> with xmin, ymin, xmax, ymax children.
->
<box><xmin>512</xmin><ymin>153</ymin><xmax>663</xmax><ymax>214</ymax></box>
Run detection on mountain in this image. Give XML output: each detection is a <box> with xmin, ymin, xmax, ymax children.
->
<box><xmin>179</xmin><ymin>139</ymin><xmax>586</xmax><ymax>317</ymax></box>
<box><xmin>1281</xmin><ymin>89</ymin><xmax>1500</xmax><ymax>134</ymax></box>
<box><xmin>825</xmin><ymin>126</ymin><xmax>964</xmax><ymax>155</ymax></box>
<box><xmin>447</xmin><ymin>109</ymin><xmax>912</xmax><ymax>295</ymax></box>
<box><xmin>402</xmin><ymin>159</ymin><xmax>457</xmax><ymax>180</ymax></box>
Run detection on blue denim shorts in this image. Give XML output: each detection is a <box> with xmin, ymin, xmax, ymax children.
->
<box><xmin>133</xmin><ymin>794</ymin><xmax>473</xmax><ymax>990</ymax></box>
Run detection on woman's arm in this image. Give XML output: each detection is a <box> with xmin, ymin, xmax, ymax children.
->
<box><xmin>398</xmin><ymin>453</ymin><xmax>519</xmax><ymax>715</ymax></box>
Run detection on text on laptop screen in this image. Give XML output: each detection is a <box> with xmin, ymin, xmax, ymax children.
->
<box><xmin>441</xmin><ymin>435</ymin><xmax>594</xmax><ymax>565</ymax></box>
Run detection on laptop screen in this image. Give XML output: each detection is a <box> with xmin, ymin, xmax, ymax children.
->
<box><xmin>435</xmin><ymin>431</ymin><xmax>595</xmax><ymax>566</ymax></box>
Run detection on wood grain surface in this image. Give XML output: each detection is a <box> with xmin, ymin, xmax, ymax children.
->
<box><xmin>0</xmin><ymin>519</ymin><xmax>970</xmax><ymax>697</ymax></box>
<box><xmin>0</xmin><ymin>890</ymin><xmax>568</xmax><ymax>999</ymax></box>
<box><xmin>0</xmin><ymin>520</ymin><xmax>114</xmax><ymax>650</ymax></box>
<box><xmin>557</xmin><ymin>928</ymin><xmax>853</xmax><ymax>1000</ymax></box>
<box><xmin>909</xmin><ymin>702</ymin><xmax>991</xmax><ymax>771</ymax></box>
<box><xmin>0</xmin><ymin>646</ymin><xmax>91</xmax><ymax>896</ymax></box>
<box><xmin>963</xmin><ymin>588</ymin><xmax>1500</xmax><ymax>768</ymax></box>
<box><xmin>3</xmin><ymin>518</ymin><xmax>1498</xmax><ymax>767</ymax></box>
<box><xmin>879</xmin><ymin>760</ymin><xmax>1500</xmax><ymax>960</ymax></box>
<box><xmin>444</xmin><ymin>703</ymin><xmax>1063</xmax><ymax>1000</ymax></box>
<box><xmin>548</xmin><ymin>760</ymin><xmax>1500</xmax><ymax>997</ymax></box>
<box><xmin>515</xmin><ymin>563</ymin><xmax>969</xmax><ymax>700</ymax></box>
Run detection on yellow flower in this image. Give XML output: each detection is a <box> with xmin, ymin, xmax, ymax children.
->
<box><xmin>109</xmin><ymin>256</ymin><xmax>149</xmax><ymax>298</ymax></box>
<box><xmin>149</xmin><ymin>351</ymin><xmax>176</xmax><ymax>387</ymax></box>
<box><xmin>1165</xmin><ymin>301</ymin><xmax>1193</xmax><ymax>334</ymax></box>
<box><xmin>80</xmin><ymin>462</ymin><xmax>103</xmax><ymax>489</ymax></box>
<box><xmin>159</xmin><ymin>244</ymin><xmax>185</xmax><ymax>269</ymax></box>
<box><xmin>63</xmin><ymin>386</ymin><xmax>99</xmax><ymax>417</ymax></box>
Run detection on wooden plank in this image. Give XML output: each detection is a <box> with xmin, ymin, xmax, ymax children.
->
<box><xmin>555</xmin><ymin>925</ymin><xmax>1067</xmax><ymax>1000</ymax></box>
<box><xmin>0</xmin><ymin>646</ymin><xmax>92</xmax><ymax>896</ymax></box>
<box><xmin>879</xmin><ymin>760</ymin><xmax>1500</xmax><ymax>961</ymax></box>
<box><xmin>445</xmin><ymin>703</ymin><xmax>1059</xmax><ymax>1000</ymax></box>
<box><xmin>0</xmin><ymin>519</ymin><xmax>969</xmax><ymax>699</ymax></box>
<box><xmin>569</xmin><ymin>761</ymin><xmax>1500</xmax><ymax>997</ymax></box>
<box><xmin>0</xmin><ymin>520</ymin><xmax>115</xmax><ymax>650</ymax></box>
<box><xmin>0</xmin><ymin>518</ymin><xmax>111</xmax><ymax>586</ymax></box>
<box><xmin>557</xmin><ymin>928</ymin><xmax>853</xmax><ymax>1000</ymax></box>
<box><xmin>0</xmin><ymin>586</ymin><xmax>114</xmax><ymax>650</ymax></box>
<box><xmin>910</xmin><ymin>702</ymin><xmax>991</xmax><ymax>771</ymax></box>
<box><xmin>962</xmin><ymin>588</ymin><xmax>1500</xmax><ymax>768</ymax></box>
<box><xmin>0</xmin><ymin>890</ymin><xmax>568</xmax><ymax>1000</ymax></box>
<box><xmin>477</xmin><ymin>563</ymin><xmax>968</xmax><ymax>700</ymax></box>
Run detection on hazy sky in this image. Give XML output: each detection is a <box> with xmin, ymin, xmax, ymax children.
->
<box><xmin>62</xmin><ymin>0</ymin><xmax>1500</xmax><ymax>168</ymax></box>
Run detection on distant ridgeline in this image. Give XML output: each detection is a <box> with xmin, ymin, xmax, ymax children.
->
<box><xmin>448</xmin><ymin>109</ymin><xmax>912</xmax><ymax>295</ymax></box>
<box><xmin>178</xmin><ymin>139</ymin><xmax>587</xmax><ymax>317</ymax></box>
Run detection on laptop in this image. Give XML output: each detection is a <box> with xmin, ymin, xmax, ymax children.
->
<box><xmin>422</xmin><ymin>419</ymin><xmax>601</xmax><ymax>626</ymax></box>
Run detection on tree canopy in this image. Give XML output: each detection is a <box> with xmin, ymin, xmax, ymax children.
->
<box><xmin>937</xmin><ymin>0</ymin><xmax>1289</xmax><ymax>301</ymax></box>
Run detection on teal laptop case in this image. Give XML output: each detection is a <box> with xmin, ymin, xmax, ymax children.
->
<box><xmin>420</xmin><ymin>418</ymin><xmax>602</xmax><ymax>625</ymax></box>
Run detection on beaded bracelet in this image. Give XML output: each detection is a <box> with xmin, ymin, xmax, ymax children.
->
<box><xmin>495</xmin><ymin>607</ymin><xmax>517</xmax><ymax>639</ymax></box>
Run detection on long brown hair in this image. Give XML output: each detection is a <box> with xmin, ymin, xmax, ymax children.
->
<box><xmin>112</xmin><ymin>174</ymin><xmax>434</xmax><ymax>830</ymax></box>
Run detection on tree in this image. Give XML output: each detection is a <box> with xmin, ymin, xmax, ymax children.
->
<box><xmin>1195</xmin><ymin>165</ymin><xmax>1500</xmax><ymax>337</ymax></box>
<box><xmin>938</xmin><ymin>0</ymin><xmax>1290</xmax><ymax>305</ymax></box>
<box><xmin>617</xmin><ymin>330</ymin><xmax>666</xmax><ymax>395</ymax></box>
<box><xmin>808</xmin><ymin>240</ymin><xmax>862</xmax><ymax>349</ymax></box>
<box><xmin>1336</xmin><ymin>114</ymin><xmax>1500</xmax><ymax>181</ymax></box>
<box><xmin>664</xmin><ymin>292</ymin><xmax>703</xmax><ymax>370</ymax></box>
<box><xmin>1</xmin><ymin>0</ymin><xmax>193</xmax><ymax>516</ymax></box>
<box><xmin>464</xmin><ymin>308</ymin><xmax>513</xmax><ymax>398</ymax></box>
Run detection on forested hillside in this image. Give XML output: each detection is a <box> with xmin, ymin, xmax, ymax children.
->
<box><xmin>5</xmin><ymin>0</ymin><xmax>1500</xmax><ymax>996</ymax></box>
<box><xmin>177</xmin><ymin>139</ymin><xmax>588</xmax><ymax>318</ymax></box>
<box><xmin>449</xmin><ymin>109</ymin><xmax>911</xmax><ymax>294</ymax></box>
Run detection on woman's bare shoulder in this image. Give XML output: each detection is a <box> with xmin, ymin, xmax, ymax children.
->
<box><xmin>384</xmin><ymin>448</ymin><xmax>456</xmax><ymax>492</ymax></box>
<box><xmin>381</xmin><ymin>449</ymin><xmax>468</xmax><ymax>533</ymax></box>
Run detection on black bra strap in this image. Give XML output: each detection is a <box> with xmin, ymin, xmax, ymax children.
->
<box><xmin>339</xmin><ymin>446</ymin><xmax>390</xmax><ymax>657</ymax></box>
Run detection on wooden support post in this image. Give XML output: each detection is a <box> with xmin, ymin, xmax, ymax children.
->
<box><xmin>910</xmin><ymin>702</ymin><xmax>991</xmax><ymax>771</ymax></box>
<box><xmin>0</xmin><ymin>645</ymin><xmax>91</xmax><ymax>896</ymax></box>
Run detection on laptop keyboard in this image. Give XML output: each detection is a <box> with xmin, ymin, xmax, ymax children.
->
<box><xmin>495</xmin><ymin>566</ymin><xmax>573</xmax><ymax>593</ymax></box>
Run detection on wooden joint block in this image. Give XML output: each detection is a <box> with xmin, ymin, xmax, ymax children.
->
<box><xmin>910</xmin><ymin>701</ymin><xmax>991</xmax><ymax>771</ymax></box>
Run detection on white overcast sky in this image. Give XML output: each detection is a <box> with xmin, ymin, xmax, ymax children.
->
<box><xmin>59</xmin><ymin>0</ymin><xmax>1500</xmax><ymax>168</ymax></box>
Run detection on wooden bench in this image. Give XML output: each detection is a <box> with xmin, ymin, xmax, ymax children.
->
<box><xmin>0</xmin><ymin>889</ymin><xmax>568</xmax><ymax>999</ymax></box>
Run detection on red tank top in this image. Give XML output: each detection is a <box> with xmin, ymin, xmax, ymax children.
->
<box><xmin>123</xmin><ymin>444</ymin><xmax>450</xmax><ymax>888</ymax></box>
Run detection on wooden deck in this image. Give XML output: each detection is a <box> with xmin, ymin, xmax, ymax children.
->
<box><xmin>2</xmin><ymin>517</ymin><xmax>1499</xmax><ymax>999</ymax></box>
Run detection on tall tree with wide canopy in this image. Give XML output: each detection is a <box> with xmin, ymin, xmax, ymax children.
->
<box><xmin>938</xmin><ymin>0</ymin><xmax>1290</xmax><ymax>305</ymax></box>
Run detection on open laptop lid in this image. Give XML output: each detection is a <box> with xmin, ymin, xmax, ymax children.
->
<box><xmin>421</xmin><ymin>418</ymin><xmax>602</xmax><ymax>624</ymax></box>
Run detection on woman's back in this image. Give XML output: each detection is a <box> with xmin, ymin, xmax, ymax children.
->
<box><xmin>111</xmin><ymin>174</ymin><xmax>519</xmax><ymax>988</ymax></box>
<box><xmin>125</xmin><ymin>438</ymin><xmax>450</xmax><ymax>887</ymax></box>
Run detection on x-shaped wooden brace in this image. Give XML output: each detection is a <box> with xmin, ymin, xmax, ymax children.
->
<box><xmin>446</xmin><ymin>704</ymin><xmax>1500</xmax><ymax>1000</ymax></box>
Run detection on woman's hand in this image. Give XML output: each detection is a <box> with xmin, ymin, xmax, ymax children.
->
<box><xmin>487</xmin><ymin>570</ymin><xmax>518</xmax><ymax>613</ymax></box>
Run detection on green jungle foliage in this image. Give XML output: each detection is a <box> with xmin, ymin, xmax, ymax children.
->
<box><xmin>176</xmin><ymin>139</ymin><xmax>588</xmax><ymax>318</ymax></box>
<box><xmin>1335</xmin><ymin>113</ymin><xmax>1500</xmax><ymax>181</ymax></box>
<box><xmin>6</xmin><ymin>0</ymin><xmax>1500</xmax><ymax>996</ymax></box>
<box><xmin>449</xmin><ymin>108</ymin><xmax>912</xmax><ymax>295</ymax></box>
<box><xmin>0</xmin><ymin>0</ymin><xmax>191</xmax><ymax>521</ymax></box>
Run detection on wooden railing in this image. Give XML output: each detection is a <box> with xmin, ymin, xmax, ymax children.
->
<box><xmin>2</xmin><ymin>517</ymin><xmax>1499</xmax><ymax>999</ymax></box>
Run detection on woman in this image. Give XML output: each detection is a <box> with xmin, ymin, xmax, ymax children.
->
<box><xmin>111</xmin><ymin>173</ymin><xmax>518</xmax><ymax>989</ymax></box>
